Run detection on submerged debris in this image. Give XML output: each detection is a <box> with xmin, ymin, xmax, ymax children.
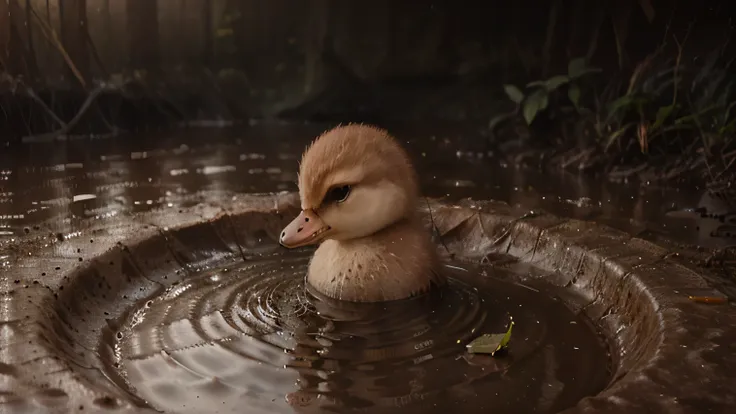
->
<box><xmin>688</xmin><ymin>295</ymin><xmax>728</xmax><ymax>304</ymax></box>
<box><xmin>466</xmin><ymin>317</ymin><xmax>514</xmax><ymax>356</ymax></box>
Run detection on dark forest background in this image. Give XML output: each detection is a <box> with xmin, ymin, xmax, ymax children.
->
<box><xmin>1</xmin><ymin>0</ymin><xmax>734</xmax><ymax>188</ymax></box>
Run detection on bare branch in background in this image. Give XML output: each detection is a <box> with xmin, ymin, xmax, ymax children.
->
<box><xmin>21</xmin><ymin>86</ymin><xmax>108</xmax><ymax>142</ymax></box>
<box><xmin>26</xmin><ymin>2</ymin><xmax>87</xmax><ymax>88</ymax></box>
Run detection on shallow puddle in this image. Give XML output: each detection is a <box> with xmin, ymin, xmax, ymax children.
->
<box><xmin>0</xmin><ymin>122</ymin><xmax>732</xmax><ymax>252</ymax></box>
<box><xmin>112</xmin><ymin>253</ymin><xmax>611</xmax><ymax>414</ymax></box>
<box><xmin>2</xmin><ymin>122</ymin><xmax>729</xmax><ymax>413</ymax></box>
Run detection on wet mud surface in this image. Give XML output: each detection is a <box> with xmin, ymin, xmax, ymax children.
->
<box><xmin>1</xmin><ymin>122</ymin><xmax>736</xmax><ymax>413</ymax></box>
<box><xmin>113</xmin><ymin>254</ymin><xmax>610</xmax><ymax>414</ymax></box>
<box><xmin>0</xmin><ymin>121</ymin><xmax>733</xmax><ymax>251</ymax></box>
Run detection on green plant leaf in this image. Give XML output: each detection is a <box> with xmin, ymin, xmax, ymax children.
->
<box><xmin>568</xmin><ymin>83</ymin><xmax>581</xmax><ymax>110</ymax></box>
<box><xmin>567</xmin><ymin>57</ymin><xmax>602</xmax><ymax>79</ymax></box>
<box><xmin>607</xmin><ymin>94</ymin><xmax>650</xmax><ymax>120</ymax></box>
<box><xmin>604</xmin><ymin>123</ymin><xmax>635</xmax><ymax>151</ymax></box>
<box><xmin>539</xmin><ymin>92</ymin><xmax>549</xmax><ymax>111</ymax></box>
<box><xmin>674</xmin><ymin>104</ymin><xmax>717</xmax><ymax>125</ymax></box>
<box><xmin>488</xmin><ymin>112</ymin><xmax>515</xmax><ymax>131</ymax></box>
<box><xmin>576</xmin><ymin>68</ymin><xmax>603</xmax><ymax>78</ymax></box>
<box><xmin>719</xmin><ymin>118</ymin><xmax>736</xmax><ymax>134</ymax></box>
<box><xmin>545</xmin><ymin>75</ymin><xmax>570</xmax><ymax>91</ymax></box>
<box><xmin>568</xmin><ymin>58</ymin><xmax>587</xmax><ymax>77</ymax></box>
<box><xmin>657</xmin><ymin>124</ymin><xmax>696</xmax><ymax>134</ymax></box>
<box><xmin>523</xmin><ymin>101</ymin><xmax>539</xmax><ymax>125</ymax></box>
<box><xmin>466</xmin><ymin>319</ymin><xmax>515</xmax><ymax>355</ymax></box>
<box><xmin>723</xmin><ymin>101</ymin><xmax>736</xmax><ymax>124</ymax></box>
<box><xmin>527</xmin><ymin>75</ymin><xmax>570</xmax><ymax>91</ymax></box>
<box><xmin>523</xmin><ymin>89</ymin><xmax>548</xmax><ymax>125</ymax></box>
<box><xmin>503</xmin><ymin>84</ymin><xmax>524</xmax><ymax>104</ymax></box>
<box><xmin>653</xmin><ymin>104</ymin><xmax>675</xmax><ymax>130</ymax></box>
<box><xmin>607</xmin><ymin>96</ymin><xmax>633</xmax><ymax>119</ymax></box>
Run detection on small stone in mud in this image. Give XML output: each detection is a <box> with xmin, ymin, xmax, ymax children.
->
<box><xmin>93</xmin><ymin>396</ymin><xmax>119</xmax><ymax>408</ymax></box>
<box><xmin>316</xmin><ymin>336</ymin><xmax>333</xmax><ymax>347</ymax></box>
<box><xmin>285</xmin><ymin>391</ymin><xmax>314</xmax><ymax>407</ymax></box>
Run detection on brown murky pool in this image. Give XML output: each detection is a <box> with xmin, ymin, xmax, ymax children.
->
<box><xmin>1</xmin><ymin>121</ymin><xmax>732</xmax><ymax>252</ymax></box>
<box><xmin>0</xmin><ymin>121</ymin><xmax>732</xmax><ymax>413</ymax></box>
<box><xmin>110</xmin><ymin>251</ymin><xmax>610</xmax><ymax>414</ymax></box>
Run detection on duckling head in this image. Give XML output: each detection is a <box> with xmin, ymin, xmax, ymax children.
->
<box><xmin>280</xmin><ymin>124</ymin><xmax>419</xmax><ymax>248</ymax></box>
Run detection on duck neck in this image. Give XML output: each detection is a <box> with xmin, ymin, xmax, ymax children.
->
<box><xmin>307</xmin><ymin>214</ymin><xmax>440</xmax><ymax>302</ymax></box>
<box><xmin>337</xmin><ymin>215</ymin><xmax>423</xmax><ymax>247</ymax></box>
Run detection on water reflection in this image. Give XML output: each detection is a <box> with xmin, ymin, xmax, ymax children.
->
<box><xmin>0</xmin><ymin>122</ymin><xmax>733</xmax><ymax>250</ymax></box>
<box><xmin>115</xmin><ymin>254</ymin><xmax>609</xmax><ymax>414</ymax></box>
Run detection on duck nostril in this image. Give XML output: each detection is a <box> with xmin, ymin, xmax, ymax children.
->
<box><xmin>297</xmin><ymin>228</ymin><xmax>302</xmax><ymax>233</ymax></box>
<box><xmin>281</xmin><ymin>231</ymin><xmax>285</xmax><ymax>237</ymax></box>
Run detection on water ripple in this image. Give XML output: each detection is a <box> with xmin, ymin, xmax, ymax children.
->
<box><xmin>113</xmin><ymin>254</ymin><xmax>609</xmax><ymax>414</ymax></box>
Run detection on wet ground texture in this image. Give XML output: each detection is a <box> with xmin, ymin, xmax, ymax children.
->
<box><xmin>1</xmin><ymin>122</ymin><xmax>736</xmax><ymax>413</ymax></box>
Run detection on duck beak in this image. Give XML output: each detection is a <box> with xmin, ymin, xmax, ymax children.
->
<box><xmin>279</xmin><ymin>209</ymin><xmax>329</xmax><ymax>248</ymax></box>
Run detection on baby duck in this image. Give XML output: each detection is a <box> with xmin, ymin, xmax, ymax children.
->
<box><xmin>279</xmin><ymin>124</ymin><xmax>444</xmax><ymax>302</ymax></box>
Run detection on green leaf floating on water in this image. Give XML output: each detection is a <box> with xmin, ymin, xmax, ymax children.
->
<box><xmin>466</xmin><ymin>319</ymin><xmax>514</xmax><ymax>356</ymax></box>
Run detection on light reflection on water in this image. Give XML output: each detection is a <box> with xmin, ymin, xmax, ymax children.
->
<box><xmin>0</xmin><ymin>121</ymin><xmax>733</xmax><ymax>250</ymax></box>
<box><xmin>114</xmin><ymin>253</ymin><xmax>611</xmax><ymax>414</ymax></box>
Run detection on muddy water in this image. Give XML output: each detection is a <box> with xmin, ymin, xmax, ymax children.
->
<box><xmin>0</xmin><ymin>121</ymin><xmax>731</xmax><ymax>251</ymax></box>
<box><xmin>0</xmin><ymin>121</ymin><xmax>729</xmax><ymax>412</ymax></box>
<box><xmin>114</xmin><ymin>252</ymin><xmax>610</xmax><ymax>414</ymax></box>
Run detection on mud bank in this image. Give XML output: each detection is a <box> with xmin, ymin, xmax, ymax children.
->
<box><xmin>0</xmin><ymin>192</ymin><xmax>734</xmax><ymax>412</ymax></box>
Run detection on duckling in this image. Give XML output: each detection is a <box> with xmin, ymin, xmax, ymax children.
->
<box><xmin>279</xmin><ymin>124</ymin><xmax>444</xmax><ymax>302</ymax></box>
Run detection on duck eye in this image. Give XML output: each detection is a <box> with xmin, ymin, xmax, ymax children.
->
<box><xmin>327</xmin><ymin>185</ymin><xmax>351</xmax><ymax>203</ymax></box>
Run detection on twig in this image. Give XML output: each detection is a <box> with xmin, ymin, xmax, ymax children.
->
<box><xmin>542</xmin><ymin>0</ymin><xmax>559</xmax><ymax>77</ymax></box>
<box><xmin>713</xmin><ymin>153</ymin><xmax>736</xmax><ymax>181</ymax></box>
<box><xmin>93</xmin><ymin>101</ymin><xmax>119</xmax><ymax>135</ymax></box>
<box><xmin>723</xmin><ymin>149</ymin><xmax>736</xmax><ymax>161</ymax></box>
<box><xmin>671</xmin><ymin>23</ymin><xmax>692</xmax><ymax>107</ymax></box>
<box><xmin>703</xmin><ymin>151</ymin><xmax>715</xmax><ymax>183</ymax></box>
<box><xmin>25</xmin><ymin>0</ymin><xmax>39</xmax><ymax>80</ymax></box>
<box><xmin>24</xmin><ymin>87</ymin><xmax>66</xmax><ymax>129</ymax></box>
<box><xmin>585</xmin><ymin>7</ymin><xmax>605</xmax><ymax>61</ymax></box>
<box><xmin>26</xmin><ymin>2</ymin><xmax>86</xmax><ymax>88</ymax></box>
<box><xmin>424</xmin><ymin>197</ymin><xmax>451</xmax><ymax>256</ymax></box>
<box><xmin>488</xmin><ymin>211</ymin><xmax>540</xmax><ymax>249</ymax></box>
<box><xmin>611</xmin><ymin>2</ymin><xmax>633</xmax><ymax>69</ymax></box>
<box><xmin>21</xmin><ymin>86</ymin><xmax>107</xmax><ymax>142</ymax></box>
<box><xmin>562</xmin><ymin>148</ymin><xmax>595</xmax><ymax>169</ymax></box>
<box><xmin>627</xmin><ymin>57</ymin><xmax>649</xmax><ymax>95</ymax></box>
<box><xmin>626</xmin><ymin>12</ymin><xmax>674</xmax><ymax>95</ymax></box>
<box><xmin>0</xmin><ymin>55</ymin><xmax>9</xmax><ymax>76</ymax></box>
<box><xmin>86</xmin><ymin>30</ymin><xmax>109</xmax><ymax>79</ymax></box>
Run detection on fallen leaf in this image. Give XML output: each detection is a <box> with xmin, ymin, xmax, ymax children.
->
<box><xmin>466</xmin><ymin>318</ymin><xmax>514</xmax><ymax>356</ymax></box>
